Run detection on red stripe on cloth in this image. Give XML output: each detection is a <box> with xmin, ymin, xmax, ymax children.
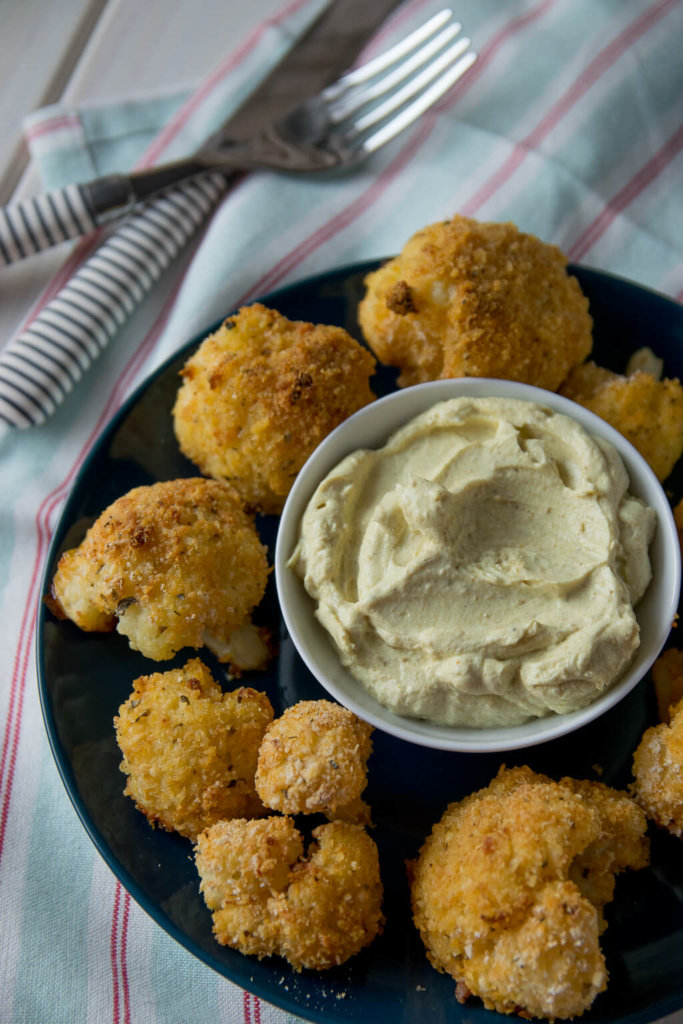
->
<box><xmin>25</xmin><ymin>114</ymin><xmax>82</xmax><ymax>141</ymax></box>
<box><xmin>568</xmin><ymin>121</ymin><xmax>683</xmax><ymax>262</ymax></box>
<box><xmin>243</xmin><ymin>990</ymin><xmax>252</xmax><ymax>1024</ymax></box>
<box><xmin>120</xmin><ymin>890</ymin><xmax>132</xmax><ymax>1024</ymax></box>
<box><xmin>0</xmin><ymin>626</ymin><xmax>30</xmax><ymax>854</ymax></box>
<box><xmin>109</xmin><ymin>883</ymin><xmax>132</xmax><ymax>1024</ymax></box>
<box><xmin>459</xmin><ymin>0</ymin><xmax>678</xmax><ymax>217</ymax></box>
<box><xmin>235</xmin><ymin>0</ymin><xmax>556</xmax><ymax>303</ymax></box>
<box><xmin>0</xmin><ymin>494</ymin><xmax>68</xmax><ymax>862</ymax></box>
<box><xmin>111</xmin><ymin>882</ymin><xmax>122</xmax><ymax>1024</ymax></box>
<box><xmin>253</xmin><ymin>994</ymin><xmax>262</xmax><ymax>1023</ymax></box>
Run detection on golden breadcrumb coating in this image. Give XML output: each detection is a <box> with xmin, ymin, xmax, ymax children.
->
<box><xmin>114</xmin><ymin>659</ymin><xmax>273</xmax><ymax>839</ymax></box>
<box><xmin>410</xmin><ymin>765</ymin><xmax>649</xmax><ymax>1020</ymax></box>
<box><xmin>49</xmin><ymin>478</ymin><xmax>269</xmax><ymax>662</ymax></box>
<box><xmin>358</xmin><ymin>215</ymin><xmax>592</xmax><ymax>390</ymax></box>
<box><xmin>195</xmin><ymin>817</ymin><xmax>384</xmax><ymax>970</ymax></box>
<box><xmin>652</xmin><ymin>647</ymin><xmax>683</xmax><ymax>723</ymax></box>
<box><xmin>559</xmin><ymin>362</ymin><xmax>683</xmax><ymax>481</ymax></box>
<box><xmin>633</xmin><ymin>696</ymin><xmax>683</xmax><ymax>837</ymax></box>
<box><xmin>255</xmin><ymin>700</ymin><xmax>373</xmax><ymax>823</ymax></box>
<box><xmin>172</xmin><ymin>303</ymin><xmax>376</xmax><ymax>514</ymax></box>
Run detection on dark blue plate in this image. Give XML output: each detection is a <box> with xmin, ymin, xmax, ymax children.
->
<box><xmin>37</xmin><ymin>261</ymin><xmax>683</xmax><ymax>1024</ymax></box>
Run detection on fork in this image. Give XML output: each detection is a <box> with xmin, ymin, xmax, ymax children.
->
<box><xmin>0</xmin><ymin>10</ymin><xmax>476</xmax><ymax>428</ymax></box>
<box><xmin>0</xmin><ymin>10</ymin><xmax>476</xmax><ymax>266</ymax></box>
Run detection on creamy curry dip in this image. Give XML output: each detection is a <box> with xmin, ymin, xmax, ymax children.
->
<box><xmin>289</xmin><ymin>397</ymin><xmax>656</xmax><ymax>728</ymax></box>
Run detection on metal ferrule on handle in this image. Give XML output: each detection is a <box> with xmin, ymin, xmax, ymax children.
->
<box><xmin>0</xmin><ymin>172</ymin><xmax>226</xmax><ymax>428</ymax></box>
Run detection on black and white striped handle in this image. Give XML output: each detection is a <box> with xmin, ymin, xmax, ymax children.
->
<box><xmin>0</xmin><ymin>172</ymin><xmax>226</xmax><ymax>428</ymax></box>
<box><xmin>0</xmin><ymin>183</ymin><xmax>101</xmax><ymax>265</ymax></box>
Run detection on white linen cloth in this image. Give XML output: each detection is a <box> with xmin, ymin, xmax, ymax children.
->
<box><xmin>1</xmin><ymin>0</ymin><xmax>683</xmax><ymax>1021</ymax></box>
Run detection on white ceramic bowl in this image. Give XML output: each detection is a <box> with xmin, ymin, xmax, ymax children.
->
<box><xmin>275</xmin><ymin>378</ymin><xmax>681</xmax><ymax>752</ymax></box>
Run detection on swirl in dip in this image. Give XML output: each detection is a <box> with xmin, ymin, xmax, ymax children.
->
<box><xmin>289</xmin><ymin>397</ymin><xmax>656</xmax><ymax>728</ymax></box>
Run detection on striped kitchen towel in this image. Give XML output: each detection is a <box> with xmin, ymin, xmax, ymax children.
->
<box><xmin>1</xmin><ymin>1</ymin><xmax>683</xmax><ymax>1024</ymax></box>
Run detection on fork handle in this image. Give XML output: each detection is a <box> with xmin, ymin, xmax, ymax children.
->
<box><xmin>0</xmin><ymin>183</ymin><xmax>102</xmax><ymax>265</ymax></box>
<box><xmin>0</xmin><ymin>159</ymin><xmax>218</xmax><ymax>266</ymax></box>
<box><xmin>0</xmin><ymin>125</ymin><xmax>341</xmax><ymax>268</ymax></box>
<box><xmin>0</xmin><ymin>172</ymin><xmax>227</xmax><ymax>428</ymax></box>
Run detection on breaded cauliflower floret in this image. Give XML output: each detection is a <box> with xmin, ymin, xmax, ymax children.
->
<box><xmin>173</xmin><ymin>303</ymin><xmax>376</xmax><ymax>514</ymax></box>
<box><xmin>49</xmin><ymin>478</ymin><xmax>269</xmax><ymax>663</ymax></box>
<box><xmin>410</xmin><ymin>766</ymin><xmax>649</xmax><ymax>1020</ymax></box>
<box><xmin>273</xmin><ymin>820</ymin><xmax>384</xmax><ymax>970</ymax></box>
<box><xmin>255</xmin><ymin>700</ymin><xmax>373</xmax><ymax>823</ymax></box>
<box><xmin>358</xmin><ymin>215</ymin><xmax>592</xmax><ymax>390</ymax></box>
<box><xmin>632</xmin><ymin>696</ymin><xmax>683</xmax><ymax>837</ymax></box>
<box><xmin>195</xmin><ymin>816</ymin><xmax>302</xmax><ymax>959</ymax></box>
<box><xmin>560</xmin><ymin>361</ymin><xmax>683</xmax><ymax>481</ymax></box>
<box><xmin>195</xmin><ymin>817</ymin><xmax>384</xmax><ymax>970</ymax></box>
<box><xmin>114</xmin><ymin>658</ymin><xmax>273</xmax><ymax>839</ymax></box>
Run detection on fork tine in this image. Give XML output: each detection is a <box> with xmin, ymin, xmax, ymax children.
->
<box><xmin>359</xmin><ymin>48</ymin><xmax>477</xmax><ymax>154</ymax></box>
<box><xmin>353</xmin><ymin>36</ymin><xmax>473</xmax><ymax>135</ymax></box>
<box><xmin>323</xmin><ymin>9</ymin><xmax>457</xmax><ymax>100</ymax></box>
<box><xmin>329</xmin><ymin>23</ymin><xmax>463</xmax><ymax>124</ymax></box>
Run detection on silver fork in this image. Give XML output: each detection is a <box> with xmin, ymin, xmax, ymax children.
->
<box><xmin>0</xmin><ymin>10</ymin><xmax>476</xmax><ymax>428</ymax></box>
<box><xmin>0</xmin><ymin>10</ymin><xmax>476</xmax><ymax>266</ymax></box>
